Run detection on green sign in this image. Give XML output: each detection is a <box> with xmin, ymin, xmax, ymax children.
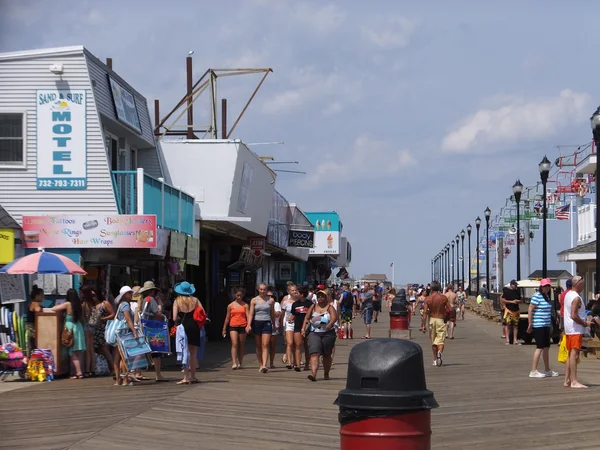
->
<box><xmin>503</xmin><ymin>217</ymin><xmax>516</xmax><ymax>223</ymax></box>
<box><xmin>530</xmin><ymin>224</ymin><xmax>540</xmax><ymax>230</ymax></box>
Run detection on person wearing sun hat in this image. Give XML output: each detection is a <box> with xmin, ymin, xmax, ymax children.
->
<box><xmin>527</xmin><ymin>278</ymin><xmax>559</xmax><ymax>378</ymax></box>
<box><xmin>172</xmin><ymin>281</ymin><xmax>205</xmax><ymax>384</ymax></box>
<box><xmin>136</xmin><ymin>281</ymin><xmax>168</xmax><ymax>382</ymax></box>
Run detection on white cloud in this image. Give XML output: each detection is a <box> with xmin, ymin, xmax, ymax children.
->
<box><xmin>262</xmin><ymin>67</ymin><xmax>362</xmax><ymax>116</ymax></box>
<box><xmin>225</xmin><ymin>49</ymin><xmax>270</xmax><ymax>68</ymax></box>
<box><xmin>441</xmin><ymin>89</ymin><xmax>592</xmax><ymax>153</ymax></box>
<box><xmin>362</xmin><ymin>16</ymin><xmax>416</xmax><ymax>49</ymax></box>
<box><xmin>291</xmin><ymin>3</ymin><xmax>347</xmax><ymax>34</ymax></box>
<box><xmin>303</xmin><ymin>134</ymin><xmax>416</xmax><ymax>187</ymax></box>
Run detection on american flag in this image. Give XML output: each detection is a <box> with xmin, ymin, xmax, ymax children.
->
<box><xmin>556</xmin><ymin>204</ymin><xmax>570</xmax><ymax>220</ymax></box>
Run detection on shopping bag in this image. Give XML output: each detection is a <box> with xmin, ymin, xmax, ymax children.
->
<box><xmin>140</xmin><ymin>318</ymin><xmax>170</xmax><ymax>353</ymax></box>
<box><xmin>116</xmin><ymin>331</ymin><xmax>151</xmax><ymax>371</ymax></box>
<box><xmin>105</xmin><ymin>303</ymin><xmax>129</xmax><ymax>346</ymax></box>
<box><xmin>558</xmin><ymin>334</ymin><xmax>568</xmax><ymax>364</ymax></box>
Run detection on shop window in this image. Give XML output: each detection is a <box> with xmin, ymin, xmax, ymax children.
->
<box><xmin>0</xmin><ymin>112</ymin><xmax>26</xmax><ymax>167</ymax></box>
<box><xmin>110</xmin><ymin>138</ymin><xmax>118</xmax><ymax>171</ymax></box>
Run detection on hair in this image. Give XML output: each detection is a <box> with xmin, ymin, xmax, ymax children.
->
<box><xmin>234</xmin><ymin>287</ymin><xmax>246</xmax><ymax>295</ymax></box>
<box><xmin>296</xmin><ymin>284</ymin><xmax>309</xmax><ymax>297</ymax></box>
<box><xmin>257</xmin><ymin>282</ymin><xmax>268</xmax><ymax>292</ymax></box>
<box><xmin>430</xmin><ymin>281</ymin><xmax>441</xmax><ymax>292</ymax></box>
<box><xmin>30</xmin><ymin>284</ymin><xmax>44</xmax><ymax>300</ymax></box>
<box><xmin>389</xmin><ymin>288</ymin><xmax>397</xmax><ymax>295</ymax></box>
<box><xmin>132</xmin><ymin>289</ymin><xmax>143</xmax><ymax>314</ymax></box>
<box><xmin>176</xmin><ymin>294</ymin><xmax>199</xmax><ymax>311</ymax></box>
<box><xmin>66</xmin><ymin>288</ymin><xmax>83</xmax><ymax>323</ymax></box>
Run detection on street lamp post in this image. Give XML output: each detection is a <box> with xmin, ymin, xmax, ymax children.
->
<box><xmin>475</xmin><ymin>217</ymin><xmax>481</xmax><ymax>294</ymax></box>
<box><xmin>460</xmin><ymin>230</ymin><xmax>466</xmax><ymax>288</ymax></box>
<box><xmin>451</xmin><ymin>240</ymin><xmax>455</xmax><ymax>287</ymax></box>
<box><xmin>455</xmin><ymin>235</ymin><xmax>460</xmax><ymax>289</ymax></box>
<box><xmin>446</xmin><ymin>244</ymin><xmax>451</xmax><ymax>286</ymax></box>
<box><xmin>539</xmin><ymin>156</ymin><xmax>551</xmax><ymax>278</ymax></box>
<box><xmin>467</xmin><ymin>224</ymin><xmax>472</xmax><ymax>294</ymax></box>
<box><xmin>485</xmin><ymin>207</ymin><xmax>491</xmax><ymax>294</ymax></box>
<box><xmin>513</xmin><ymin>180</ymin><xmax>523</xmax><ymax>281</ymax></box>
<box><xmin>592</xmin><ymin>107</ymin><xmax>600</xmax><ymax>295</ymax></box>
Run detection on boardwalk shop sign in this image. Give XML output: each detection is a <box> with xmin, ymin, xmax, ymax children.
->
<box><xmin>37</xmin><ymin>90</ymin><xmax>87</xmax><ymax>190</ymax></box>
<box><xmin>287</xmin><ymin>230</ymin><xmax>314</xmax><ymax>248</ymax></box>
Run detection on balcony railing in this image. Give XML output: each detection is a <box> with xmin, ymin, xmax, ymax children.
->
<box><xmin>577</xmin><ymin>203</ymin><xmax>596</xmax><ymax>245</ymax></box>
<box><xmin>112</xmin><ymin>169</ymin><xmax>194</xmax><ymax>235</ymax></box>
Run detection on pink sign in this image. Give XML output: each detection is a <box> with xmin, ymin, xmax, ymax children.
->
<box><xmin>22</xmin><ymin>215</ymin><xmax>157</xmax><ymax>248</ymax></box>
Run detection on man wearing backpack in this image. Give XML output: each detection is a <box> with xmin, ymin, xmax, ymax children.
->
<box><xmin>339</xmin><ymin>283</ymin><xmax>355</xmax><ymax>339</ymax></box>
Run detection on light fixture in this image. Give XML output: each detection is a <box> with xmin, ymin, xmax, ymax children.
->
<box><xmin>538</xmin><ymin>156</ymin><xmax>551</xmax><ymax>183</ymax></box>
<box><xmin>49</xmin><ymin>63</ymin><xmax>64</xmax><ymax>75</ymax></box>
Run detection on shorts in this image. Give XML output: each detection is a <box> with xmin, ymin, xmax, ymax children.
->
<box><xmin>340</xmin><ymin>308</ymin><xmax>353</xmax><ymax>324</ymax></box>
<box><xmin>373</xmin><ymin>301</ymin><xmax>382</xmax><ymax>312</ymax></box>
<box><xmin>252</xmin><ymin>320</ymin><xmax>273</xmax><ymax>335</ymax></box>
<box><xmin>429</xmin><ymin>318</ymin><xmax>446</xmax><ymax>346</ymax></box>
<box><xmin>504</xmin><ymin>309</ymin><xmax>520</xmax><ymax>327</ymax></box>
<box><xmin>228</xmin><ymin>326</ymin><xmax>246</xmax><ymax>334</ymax></box>
<box><xmin>566</xmin><ymin>334</ymin><xmax>583</xmax><ymax>352</ymax></box>
<box><xmin>307</xmin><ymin>330</ymin><xmax>336</xmax><ymax>356</ymax></box>
<box><xmin>363</xmin><ymin>307</ymin><xmax>373</xmax><ymax>325</ymax></box>
<box><xmin>446</xmin><ymin>309</ymin><xmax>457</xmax><ymax>323</ymax></box>
<box><xmin>532</xmin><ymin>326</ymin><xmax>551</xmax><ymax>349</ymax></box>
<box><xmin>272</xmin><ymin>327</ymin><xmax>280</xmax><ymax>336</ymax></box>
<box><xmin>284</xmin><ymin>321</ymin><xmax>295</xmax><ymax>333</ymax></box>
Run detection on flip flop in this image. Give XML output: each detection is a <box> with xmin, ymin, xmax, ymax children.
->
<box><xmin>286</xmin><ymin>365</ymin><xmax>293</xmax><ymax>370</ymax></box>
<box><xmin>307</xmin><ymin>375</ymin><xmax>317</xmax><ymax>382</ymax></box>
<box><xmin>176</xmin><ymin>380</ymin><xmax>190</xmax><ymax>385</ymax></box>
<box><xmin>190</xmin><ymin>379</ymin><xmax>200</xmax><ymax>384</ymax></box>
<box><xmin>294</xmin><ymin>366</ymin><xmax>301</xmax><ymax>372</ymax></box>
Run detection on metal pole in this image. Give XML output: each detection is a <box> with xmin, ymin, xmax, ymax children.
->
<box><xmin>467</xmin><ymin>227</ymin><xmax>472</xmax><ymax>295</ymax></box>
<box><xmin>524</xmin><ymin>219</ymin><xmax>531</xmax><ymax>279</ymax></box>
<box><xmin>451</xmin><ymin>242</ymin><xmax>455</xmax><ymax>287</ymax></box>
<box><xmin>596</xmin><ymin>151</ymin><xmax>599</xmax><ymax>295</ymax></box>
<box><xmin>461</xmin><ymin>234</ymin><xmax>465</xmax><ymax>288</ymax></box>
<box><xmin>516</xmin><ymin>201</ymin><xmax>521</xmax><ymax>281</ymax></box>
<box><xmin>476</xmin><ymin>226</ymin><xmax>480</xmax><ymax>294</ymax></box>
<box><xmin>486</xmin><ymin>220</ymin><xmax>490</xmax><ymax>293</ymax></box>
<box><xmin>542</xmin><ymin>179</ymin><xmax>548</xmax><ymax>278</ymax></box>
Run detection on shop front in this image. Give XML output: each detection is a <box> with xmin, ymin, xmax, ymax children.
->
<box><xmin>305</xmin><ymin>211</ymin><xmax>342</xmax><ymax>285</ymax></box>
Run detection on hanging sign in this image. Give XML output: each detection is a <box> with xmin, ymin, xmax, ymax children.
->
<box><xmin>0</xmin><ymin>228</ymin><xmax>15</xmax><ymax>264</ymax></box>
<box><xmin>37</xmin><ymin>89</ymin><xmax>87</xmax><ymax>190</ymax></box>
<box><xmin>250</xmin><ymin>238</ymin><xmax>265</xmax><ymax>256</ymax></box>
<box><xmin>287</xmin><ymin>230</ymin><xmax>314</xmax><ymax>248</ymax></box>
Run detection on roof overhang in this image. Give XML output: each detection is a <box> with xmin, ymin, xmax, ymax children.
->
<box><xmin>0</xmin><ymin>46</ymin><xmax>84</xmax><ymax>61</ymax></box>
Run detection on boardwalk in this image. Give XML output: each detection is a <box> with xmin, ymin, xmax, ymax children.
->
<box><xmin>2</xmin><ymin>309</ymin><xmax>600</xmax><ymax>449</ymax></box>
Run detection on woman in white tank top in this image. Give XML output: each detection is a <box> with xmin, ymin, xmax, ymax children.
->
<box><xmin>281</xmin><ymin>283</ymin><xmax>296</xmax><ymax>369</ymax></box>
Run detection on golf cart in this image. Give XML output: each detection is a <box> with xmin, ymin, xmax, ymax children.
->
<box><xmin>507</xmin><ymin>279</ymin><xmax>561</xmax><ymax>345</ymax></box>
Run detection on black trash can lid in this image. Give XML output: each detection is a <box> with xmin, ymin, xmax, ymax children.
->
<box><xmin>336</xmin><ymin>338</ymin><xmax>438</xmax><ymax>411</ymax></box>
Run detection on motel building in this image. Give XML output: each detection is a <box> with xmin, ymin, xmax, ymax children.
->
<box><xmin>0</xmin><ymin>46</ymin><xmax>195</xmax><ymax>312</ymax></box>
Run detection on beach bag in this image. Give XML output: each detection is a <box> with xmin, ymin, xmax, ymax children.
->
<box><xmin>193</xmin><ymin>304</ymin><xmax>207</xmax><ymax>329</ymax></box>
<box><xmin>558</xmin><ymin>334</ymin><xmax>568</xmax><ymax>364</ymax></box>
<box><xmin>95</xmin><ymin>354</ymin><xmax>110</xmax><ymax>376</ymax></box>
<box><xmin>61</xmin><ymin>325</ymin><xmax>74</xmax><ymax>348</ymax></box>
<box><xmin>105</xmin><ymin>303</ymin><xmax>129</xmax><ymax>346</ymax></box>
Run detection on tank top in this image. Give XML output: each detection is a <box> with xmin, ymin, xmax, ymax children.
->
<box><xmin>230</xmin><ymin>302</ymin><xmax>247</xmax><ymax>327</ymax></box>
<box><xmin>253</xmin><ymin>297</ymin><xmax>271</xmax><ymax>321</ymax></box>
<box><xmin>309</xmin><ymin>307</ymin><xmax>331</xmax><ymax>333</ymax></box>
<box><xmin>282</xmin><ymin>299</ymin><xmax>293</xmax><ymax>322</ymax></box>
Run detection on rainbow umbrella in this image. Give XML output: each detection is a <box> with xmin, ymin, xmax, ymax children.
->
<box><xmin>0</xmin><ymin>250</ymin><xmax>86</xmax><ymax>275</ymax></box>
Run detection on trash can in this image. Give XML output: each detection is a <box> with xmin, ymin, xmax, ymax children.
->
<box><xmin>390</xmin><ymin>300</ymin><xmax>409</xmax><ymax>331</ymax></box>
<box><xmin>335</xmin><ymin>338</ymin><xmax>438</xmax><ymax>450</ymax></box>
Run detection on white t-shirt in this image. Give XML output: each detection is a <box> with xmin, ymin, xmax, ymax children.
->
<box><xmin>273</xmin><ymin>301</ymin><xmax>282</xmax><ymax>333</ymax></box>
<box><xmin>564</xmin><ymin>290</ymin><xmax>586</xmax><ymax>335</ymax></box>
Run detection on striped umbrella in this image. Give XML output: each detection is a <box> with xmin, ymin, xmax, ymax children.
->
<box><xmin>0</xmin><ymin>250</ymin><xmax>86</xmax><ymax>275</ymax></box>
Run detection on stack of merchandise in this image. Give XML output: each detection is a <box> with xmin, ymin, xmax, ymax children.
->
<box><xmin>0</xmin><ymin>343</ymin><xmax>27</xmax><ymax>376</ymax></box>
<box><xmin>26</xmin><ymin>349</ymin><xmax>55</xmax><ymax>382</ymax></box>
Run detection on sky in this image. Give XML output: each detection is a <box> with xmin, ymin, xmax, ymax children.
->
<box><xmin>0</xmin><ymin>0</ymin><xmax>598</xmax><ymax>285</ymax></box>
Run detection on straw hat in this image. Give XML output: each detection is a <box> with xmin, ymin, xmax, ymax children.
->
<box><xmin>139</xmin><ymin>280</ymin><xmax>160</xmax><ymax>294</ymax></box>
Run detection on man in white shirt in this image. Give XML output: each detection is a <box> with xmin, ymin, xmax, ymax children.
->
<box><xmin>563</xmin><ymin>276</ymin><xmax>592</xmax><ymax>388</ymax></box>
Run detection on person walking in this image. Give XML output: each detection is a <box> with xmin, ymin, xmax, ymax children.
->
<box><xmin>222</xmin><ymin>287</ymin><xmax>249</xmax><ymax>370</ymax></box>
<box><xmin>457</xmin><ymin>285</ymin><xmax>467</xmax><ymax>320</ymax></box>
<box><xmin>268</xmin><ymin>288</ymin><xmax>282</xmax><ymax>369</ymax></box>
<box><xmin>563</xmin><ymin>276</ymin><xmax>591</xmax><ymax>388</ymax></box>
<box><xmin>289</xmin><ymin>284</ymin><xmax>312</xmax><ymax>372</ymax></box>
<box><xmin>422</xmin><ymin>281</ymin><xmax>450</xmax><ymax>367</ymax></box>
<box><xmin>527</xmin><ymin>278</ymin><xmax>559</xmax><ymax>378</ymax></box>
<box><xmin>246</xmin><ymin>283</ymin><xmax>275</xmax><ymax>373</ymax></box>
<box><xmin>281</xmin><ymin>283</ymin><xmax>296</xmax><ymax>369</ymax></box>
<box><xmin>52</xmin><ymin>288</ymin><xmax>86</xmax><ymax>379</ymax></box>
<box><xmin>339</xmin><ymin>283</ymin><xmax>354</xmax><ymax>339</ymax></box>
<box><xmin>302</xmin><ymin>290</ymin><xmax>337</xmax><ymax>381</ymax></box>
<box><xmin>445</xmin><ymin>285</ymin><xmax>458</xmax><ymax>339</ymax></box>
<box><xmin>501</xmin><ymin>280</ymin><xmax>522</xmax><ymax>345</ymax></box>
<box><xmin>138</xmin><ymin>281</ymin><xmax>168</xmax><ymax>382</ymax></box>
<box><xmin>360</xmin><ymin>290</ymin><xmax>374</xmax><ymax>339</ymax></box>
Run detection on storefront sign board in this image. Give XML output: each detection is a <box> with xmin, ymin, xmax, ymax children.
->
<box><xmin>37</xmin><ymin>89</ymin><xmax>87</xmax><ymax>190</ymax></box>
<box><xmin>287</xmin><ymin>230</ymin><xmax>314</xmax><ymax>248</ymax></box>
<box><xmin>305</xmin><ymin>212</ymin><xmax>341</xmax><ymax>255</ymax></box>
<box><xmin>21</xmin><ymin>215</ymin><xmax>156</xmax><ymax>248</ymax></box>
<box><xmin>108</xmin><ymin>76</ymin><xmax>142</xmax><ymax>133</ymax></box>
<box><xmin>0</xmin><ymin>228</ymin><xmax>15</xmax><ymax>264</ymax></box>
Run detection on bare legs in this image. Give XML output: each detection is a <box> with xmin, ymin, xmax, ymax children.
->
<box><xmin>269</xmin><ymin>333</ymin><xmax>277</xmax><ymax>369</ymax></box>
<box><xmin>565</xmin><ymin>348</ymin><xmax>586</xmax><ymax>388</ymax></box>
<box><xmin>84</xmin><ymin>331</ymin><xmax>95</xmax><ymax>375</ymax></box>
<box><xmin>460</xmin><ymin>304</ymin><xmax>465</xmax><ymax>320</ymax></box>
<box><xmin>293</xmin><ymin>332</ymin><xmax>308</xmax><ymax>370</ymax></box>
<box><xmin>308</xmin><ymin>353</ymin><xmax>333</xmax><ymax>381</ymax></box>
<box><xmin>229</xmin><ymin>330</ymin><xmax>246</xmax><ymax>368</ymax></box>
<box><xmin>531</xmin><ymin>348</ymin><xmax>551</xmax><ymax>373</ymax></box>
<box><xmin>153</xmin><ymin>357</ymin><xmax>164</xmax><ymax>381</ymax></box>
<box><xmin>285</xmin><ymin>330</ymin><xmax>294</xmax><ymax>368</ymax></box>
<box><xmin>71</xmin><ymin>351</ymin><xmax>83</xmax><ymax>378</ymax></box>
<box><xmin>112</xmin><ymin>346</ymin><xmax>122</xmax><ymax>385</ymax></box>
<box><xmin>255</xmin><ymin>333</ymin><xmax>271</xmax><ymax>372</ymax></box>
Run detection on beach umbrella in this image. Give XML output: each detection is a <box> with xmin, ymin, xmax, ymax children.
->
<box><xmin>0</xmin><ymin>250</ymin><xmax>86</xmax><ymax>275</ymax></box>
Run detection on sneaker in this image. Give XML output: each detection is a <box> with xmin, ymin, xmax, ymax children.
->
<box><xmin>432</xmin><ymin>360</ymin><xmax>437</xmax><ymax>366</ymax></box>
<box><xmin>529</xmin><ymin>371</ymin><xmax>546</xmax><ymax>378</ymax></box>
<box><xmin>544</xmin><ymin>370</ymin><xmax>559</xmax><ymax>377</ymax></box>
<box><xmin>436</xmin><ymin>351</ymin><xmax>443</xmax><ymax>367</ymax></box>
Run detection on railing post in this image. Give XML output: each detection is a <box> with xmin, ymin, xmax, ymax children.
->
<box><xmin>136</xmin><ymin>168</ymin><xmax>144</xmax><ymax>214</ymax></box>
<box><xmin>177</xmin><ymin>186</ymin><xmax>182</xmax><ymax>232</ymax></box>
<box><xmin>158</xmin><ymin>177</ymin><xmax>165</xmax><ymax>227</ymax></box>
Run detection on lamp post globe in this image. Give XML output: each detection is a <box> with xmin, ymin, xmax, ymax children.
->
<box><xmin>484</xmin><ymin>207</ymin><xmax>491</xmax><ymax>295</ymax></box>
<box><xmin>539</xmin><ymin>156</ymin><xmax>551</xmax><ymax>279</ymax></box>
<box><xmin>512</xmin><ymin>179</ymin><xmax>523</xmax><ymax>281</ymax></box>
<box><xmin>475</xmin><ymin>217</ymin><xmax>481</xmax><ymax>294</ymax></box>
<box><xmin>591</xmin><ymin>106</ymin><xmax>600</xmax><ymax>296</ymax></box>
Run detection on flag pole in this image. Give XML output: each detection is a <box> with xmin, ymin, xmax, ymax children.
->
<box><xmin>392</xmin><ymin>262</ymin><xmax>395</xmax><ymax>288</ymax></box>
<box><xmin>570</xmin><ymin>196</ymin><xmax>575</xmax><ymax>276</ymax></box>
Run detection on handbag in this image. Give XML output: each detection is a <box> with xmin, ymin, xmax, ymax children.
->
<box><xmin>61</xmin><ymin>325</ymin><xmax>74</xmax><ymax>347</ymax></box>
<box><xmin>105</xmin><ymin>303</ymin><xmax>129</xmax><ymax>346</ymax></box>
<box><xmin>193</xmin><ymin>303</ymin><xmax>207</xmax><ymax>329</ymax></box>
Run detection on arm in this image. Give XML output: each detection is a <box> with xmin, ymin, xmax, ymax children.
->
<box><xmin>570</xmin><ymin>297</ymin><xmax>591</xmax><ymax>327</ymax></box>
<box><xmin>103</xmin><ymin>301</ymin><xmax>115</xmax><ymax>321</ymax></box>
<box><xmin>527</xmin><ymin>300</ymin><xmax>536</xmax><ymax>332</ymax></box>
<box><xmin>172</xmin><ymin>299</ymin><xmax>179</xmax><ymax>322</ymax></box>
<box><xmin>326</xmin><ymin>305</ymin><xmax>338</xmax><ymax>330</ymax></box>
<box><xmin>301</xmin><ymin>304</ymin><xmax>315</xmax><ymax>337</ymax></box>
<box><xmin>123</xmin><ymin>310</ymin><xmax>138</xmax><ymax>338</ymax></box>
<box><xmin>222</xmin><ymin>304</ymin><xmax>231</xmax><ymax>337</ymax></box>
<box><xmin>245</xmin><ymin>300</ymin><xmax>255</xmax><ymax>334</ymax></box>
<box><xmin>270</xmin><ymin>299</ymin><xmax>276</xmax><ymax>329</ymax></box>
<box><xmin>51</xmin><ymin>303</ymin><xmax>68</xmax><ymax>312</ymax></box>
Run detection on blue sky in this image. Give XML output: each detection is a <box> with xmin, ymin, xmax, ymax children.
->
<box><xmin>0</xmin><ymin>0</ymin><xmax>597</xmax><ymax>284</ymax></box>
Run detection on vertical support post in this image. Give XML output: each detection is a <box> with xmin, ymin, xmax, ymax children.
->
<box><xmin>542</xmin><ymin>181</ymin><xmax>548</xmax><ymax>278</ymax></box>
<box><xmin>210</xmin><ymin>71</ymin><xmax>218</xmax><ymax>139</ymax></box>
<box><xmin>221</xmin><ymin>98</ymin><xmax>228</xmax><ymax>139</ymax></box>
<box><xmin>498</xmin><ymin>237</ymin><xmax>504</xmax><ymax>291</ymax></box>
<box><xmin>516</xmin><ymin>203</ymin><xmax>521</xmax><ymax>281</ymax></box>
<box><xmin>177</xmin><ymin>186</ymin><xmax>182</xmax><ymax>232</ymax></box>
<box><xmin>136</xmin><ymin>168</ymin><xmax>144</xmax><ymax>214</ymax></box>
<box><xmin>158</xmin><ymin>177</ymin><xmax>165</xmax><ymax>227</ymax></box>
<box><xmin>106</xmin><ymin>58</ymin><xmax>112</xmax><ymax>69</ymax></box>
<box><xmin>154</xmin><ymin>99</ymin><xmax>160</xmax><ymax>136</ymax></box>
<box><xmin>524</xmin><ymin>219</ymin><xmax>531</xmax><ymax>279</ymax></box>
<box><xmin>186</xmin><ymin>56</ymin><xmax>194</xmax><ymax>139</ymax></box>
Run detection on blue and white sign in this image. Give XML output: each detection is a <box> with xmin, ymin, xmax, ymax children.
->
<box><xmin>37</xmin><ymin>89</ymin><xmax>87</xmax><ymax>190</ymax></box>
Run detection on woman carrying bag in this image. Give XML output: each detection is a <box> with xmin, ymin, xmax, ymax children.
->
<box><xmin>105</xmin><ymin>286</ymin><xmax>138</xmax><ymax>386</ymax></box>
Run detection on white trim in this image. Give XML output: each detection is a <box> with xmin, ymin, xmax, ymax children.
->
<box><xmin>0</xmin><ymin>46</ymin><xmax>84</xmax><ymax>61</ymax></box>
<box><xmin>201</xmin><ymin>216</ymin><xmax>252</xmax><ymax>222</ymax></box>
<box><xmin>559</xmin><ymin>252</ymin><xmax>595</xmax><ymax>262</ymax></box>
<box><xmin>136</xmin><ymin>168</ymin><xmax>144</xmax><ymax>214</ymax></box>
<box><xmin>0</xmin><ymin>109</ymin><xmax>27</xmax><ymax>169</ymax></box>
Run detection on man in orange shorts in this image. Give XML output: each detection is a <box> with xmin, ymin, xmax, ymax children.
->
<box><xmin>563</xmin><ymin>276</ymin><xmax>592</xmax><ymax>388</ymax></box>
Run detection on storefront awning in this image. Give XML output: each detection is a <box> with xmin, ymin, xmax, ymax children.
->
<box><xmin>557</xmin><ymin>240</ymin><xmax>595</xmax><ymax>262</ymax></box>
<box><xmin>0</xmin><ymin>205</ymin><xmax>19</xmax><ymax>229</ymax></box>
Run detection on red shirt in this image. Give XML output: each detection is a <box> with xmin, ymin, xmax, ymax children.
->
<box><xmin>559</xmin><ymin>289</ymin><xmax>569</xmax><ymax>317</ymax></box>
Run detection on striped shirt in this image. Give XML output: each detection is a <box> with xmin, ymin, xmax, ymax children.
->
<box><xmin>530</xmin><ymin>292</ymin><xmax>552</xmax><ymax>328</ymax></box>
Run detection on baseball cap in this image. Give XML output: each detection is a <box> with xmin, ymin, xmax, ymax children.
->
<box><xmin>316</xmin><ymin>290</ymin><xmax>328</xmax><ymax>297</ymax></box>
<box><xmin>510</xmin><ymin>279</ymin><xmax>517</xmax><ymax>286</ymax></box>
<box><xmin>540</xmin><ymin>278</ymin><xmax>551</xmax><ymax>287</ymax></box>
<box><xmin>566</xmin><ymin>279</ymin><xmax>573</xmax><ymax>288</ymax></box>
<box><xmin>317</xmin><ymin>284</ymin><xmax>326</xmax><ymax>290</ymax></box>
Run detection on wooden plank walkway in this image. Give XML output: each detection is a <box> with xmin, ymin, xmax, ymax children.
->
<box><xmin>2</xmin><ymin>309</ymin><xmax>600</xmax><ymax>449</ymax></box>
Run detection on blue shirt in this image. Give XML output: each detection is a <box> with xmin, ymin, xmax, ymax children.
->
<box><xmin>531</xmin><ymin>292</ymin><xmax>552</xmax><ymax>328</ymax></box>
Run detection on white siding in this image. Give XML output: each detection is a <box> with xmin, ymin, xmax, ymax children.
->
<box><xmin>0</xmin><ymin>53</ymin><xmax>117</xmax><ymax>224</ymax></box>
<box><xmin>137</xmin><ymin>147</ymin><xmax>163</xmax><ymax>178</ymax></box>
